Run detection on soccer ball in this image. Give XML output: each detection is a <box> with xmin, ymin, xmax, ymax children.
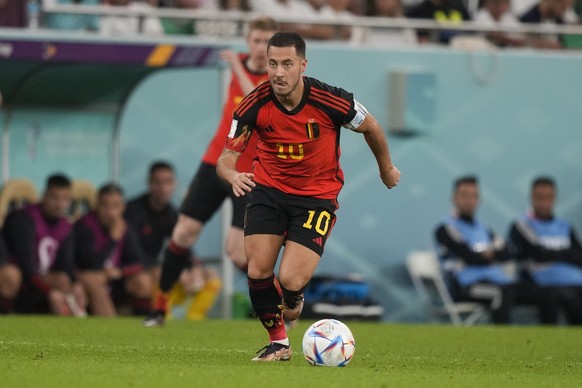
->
<box><xmin>301</xmin><ymin>319</ymin><xmax>355</xmax><ymax>367</ymax></box>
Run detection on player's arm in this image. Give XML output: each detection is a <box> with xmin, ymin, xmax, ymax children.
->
<box><xmin>220</xmin><ymin>50</ymin><xmax>257</xmax><ymax>95</ymax></box>
<box><xmin>217</xmin><ymin>149</ymin><xmax>255</xmax><ymax>197</ymax></box>
<box><xmin>348</xmin><ymin>110</ymin><xmax>400</xmax><ymax>189</ymax></box>
<box><xmin>74</xmin><ymin>222</ymin><xmax>116</xmax><ymax>270</ymax></box>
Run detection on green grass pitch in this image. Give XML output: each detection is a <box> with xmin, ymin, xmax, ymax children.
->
<box><xmin>1</xmin><ymin>316</ymin><xmax>581</xmax><ymax>387</ymax></box>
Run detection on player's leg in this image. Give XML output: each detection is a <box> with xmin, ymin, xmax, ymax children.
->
<box><xmin>124</xmin><ymin>270</ymin><xmax>154</xmax><ymax>315</ymax></box>
<box><xmin>277</xmin><ymin>242</ymin><xmax>322</xmax><ymax>320</ymax></box>
<box><xmin>246</xmin><ymin>233</ymin><xmax>290</xmax><ymax>361</ymax></box>
<box><xmin>225</xmin><ymin>193</ymin><xmax>248</xmax><ymax>272</ymax></box>
<box><xmin>0</xmin><ymin>263</ymin><xmax>21</xmax><ymax>313</ymax></box>
<box><xmin>146</xmin><ymin>163</ymin><xmax>229</xmax><ymax>326</ymax></box>
<box><xmin>281</xmin><ymin>197</ymin><xmax>338</xmax><ymax>321</ymax></box>
<box><xmin>78</xmin><ymin>270</ymin><xmax>116</xmax><ymax>316</ymax></box>
<box><xmin>244</xmin><ymin>184</ymin><xmax>291</xmax><ymax>362</ymax></box>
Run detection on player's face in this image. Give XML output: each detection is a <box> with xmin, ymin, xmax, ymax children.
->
<box><xmin>531</xmin><ymin>184</ymin><xmax>555</xmax><ymax>219</ymax></box>
<box><xmin>42</xmin><ymin>186</ymin><xmax>72</xmax><ymax>219</ymax></box>
<box><xmin>247</xmin><ymin>29</ymin><xmax>276</xmax><ymax>68</ymax></box>
<box><xmin>148</xmin><ymin>168</ymin><xmax>175</xmax><ymax>205</ymax></box>
<box><xmin>267</xmin><ymin>46</ymin><xmax>307</xmax><ymax>99</ymax></box>
<box><xmin>453</xmin><ymin>183</ymin><xmax>479</xmax><ymax>217</ymax></box>
<box><xmin>96</xmin><ymin>193</ymin><xmax>125</xmax><ymax>227</ymax></box>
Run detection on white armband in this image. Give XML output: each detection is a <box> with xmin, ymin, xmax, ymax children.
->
<box><xmin>227</xmin><ymin>119</ymin><xmax>238</xmax><ymax>138</ymax></box>
<box><xmin>343</xmin><ymin>99</ymin><xmax>368</xmax><ymax>130</ymax></box>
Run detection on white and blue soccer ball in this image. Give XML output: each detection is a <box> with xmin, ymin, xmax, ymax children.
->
<box><xmin>301</xmin><ymin>318</ymin><xmax>355</xmax><ymax>367</ymax></box>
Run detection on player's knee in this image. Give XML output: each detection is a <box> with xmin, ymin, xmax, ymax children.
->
<box><xmin>278</xmin><ymin>275</ymin><xmax>308</xmax><ymax>292</ymax></box>
<box><xmin>2</xmin><ymin>265</ymin><xmax>22</xmax><ymax>295</ymax></box>
<box><xmin>172</xmin><ymin>216</ymin><xmax>202</xmax><ymax>247</ymax></box>
<box><xmin>225</xmin><ymin>244</ymin><xmax>247</xmax><ymax>269</ymax></box>
<box><xmin>127</xmin><ymin>272</ymin><xmax>152</xmax><ymax>298</ymax></box>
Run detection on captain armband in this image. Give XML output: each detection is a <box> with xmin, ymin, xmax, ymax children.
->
<box><xmin>342</xmin><ymin>99</ymin><xmax>368</xmax><ymax>130</ymax></box>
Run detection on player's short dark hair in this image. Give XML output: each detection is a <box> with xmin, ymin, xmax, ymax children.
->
<box><xmin>149</xmin><ymin>160</ymin><xmax>174</xmax><ymax>177</ymax></box>
<box><xmin>98</xmin><ymin>182</ymin><xmax>124</xmax><ymax>198</ymax></box>
<box><xmin>46</xmin><ymin>173</ymin><xmax>71</xmax><ymax>190</ymax></box>
<box><xmin>268</xmin><ymin>31</ymin><xmax>306</xmax><ymax>58</ymax></box>
<box><xmin>531</xmin><ymin>176</ymin><xmax>555</xmax><ymax>192</ymax></box>
<box><xmin>453</xmin><ymin>175</ymin><xmax>478</xmax><ymax>191</ymax></box>
<box><xmin>248</xmin><ymin>16</ymin><xmax>279</xmax><ymax>33</ymax></box>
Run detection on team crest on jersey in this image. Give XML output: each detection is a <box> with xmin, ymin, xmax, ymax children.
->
<box><xmin>305</xmin><ymin>119</ymin><xmax>320</xmax><ymax>139</ymax></box>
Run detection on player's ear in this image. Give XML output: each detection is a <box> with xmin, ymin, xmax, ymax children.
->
<box><xmin>300</xmin><ymin>59</ymin><xmax>307</xmax><ymax>73</ymax></box>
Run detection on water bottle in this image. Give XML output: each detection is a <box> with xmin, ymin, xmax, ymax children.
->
<box><xmin>27</xmin><ymin>0</ymin><xmax>40</xmax><ymax>29</ymax></box>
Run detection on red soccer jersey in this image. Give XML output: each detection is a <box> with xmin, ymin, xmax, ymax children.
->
<box><xmin>225</xmin><ymin>77</ymin><xmax>359</xmax><ymax>199</ymax></box>
<box><xmin>201</xmin><ymin>53</ymin><xmax>268</xmax><ymax>171</ymax></box>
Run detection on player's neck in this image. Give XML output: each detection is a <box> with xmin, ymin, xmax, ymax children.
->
<box><xmin>246</xmin><ymin>57</ymin><xmax>265</xmax><ymax>74</ymax></box>
<box><xmin>276</xmin><ymin>80</ymin><xmax>304</xmax><ymax>111</ymax></box>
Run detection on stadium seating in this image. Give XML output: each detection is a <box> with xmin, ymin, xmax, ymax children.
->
<box><xmin>0</xmin><ymin>178</ymin><xmax>39</xmax><ymax>226</ymax></box>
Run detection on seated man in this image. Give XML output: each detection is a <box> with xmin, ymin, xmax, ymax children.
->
<box><xmin>508</xmin><ymin>176</ymin><xmax>582</xmax><ymax>324</ymax></box>
<box><xmin>124</xmin><ymin>161</ymin><xmax>178</xmax><ymax>288</ymax></box>
<box><xmin>125</xmin><ymin>161</ymin><xmax>221</xmax><ymax>322</ymax></box>
<box><xmin>0</xmin><ymin>232</ymin><xmax>21</xmax><ymax>313</ymax></box>
<box><xmin>74</xmin><ymin>183</ymin><xmax>152</xmax><ymax>316</ymax></box>
<box><xmin>2</xmin><ymin>174</ymin><xmax>85</xmax><ymax>315</ymax></box>
<box><xmin>435</xmin><ymin>176</ymin><xmax>515</xmax><ymax>324</ymax></box>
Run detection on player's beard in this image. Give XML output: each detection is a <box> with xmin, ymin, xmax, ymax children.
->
<box><xmin>272</xmin><ymin>76</ymin><xmax>300</xmax><ymax>99</ymax></box>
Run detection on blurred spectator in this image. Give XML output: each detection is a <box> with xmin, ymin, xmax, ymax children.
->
<box><xmin>0</xmin><ymin>0</ymin><xmax>26</xmax><ymax>27</ymax></box>
<box><xmin>319</xmin><ymin>0</ymin><xmax>365</xmax><ymax>43</ymax></box>
<box><xmin>74</xmin><ymin>183</ymin><xmax>152</xmax><ymax>316</ymax></box>
<box><xmin>474</xmin><ymin>0</ymin><xmax>527</xmax><ymax>47</ymax></box>
<box><xmin>165</xmin><ymin>256</ymin><xmax>222</xmax><ymax>320</ymax></box>
<box><xmin>195</xmin><ymin>0</ymin><xmax>251</xmax><ymax>37</ymax></box>
<box><xmin>2</xmin><ymin>174</ymin><xmax>86</xmax><ymax>316</ymax></box>
<box><xmin>43</xmin><ymin>0</ymin><xmax>101</xmax><ymax>31</ymax></box>
<box><xmin>367</xmin><ymin>0</ymin><xmax>403</xmax><ymax>16</ymax></box>
<box><xmin>508</xmin><ymin>176</ymin><xmax>582</xmax><ymax>325</ymax></box>
<box><xmin>519</xmin><ymin>0</ymin><xmax>567</xmax><ymax>48</ymax></box>
<box><xmin>252</xmin><ymin>0</ymin><xmax>336</xmax><ymax>40</ymax></box>
<box><xmin>520</xmin><ymin>0</ymin><xmax>567</xmax><ymax>23</ymax></box>
<box><xmin>100</xmin><ymin>0</ymin><xmax>164</xmax><ymax>36</ymax></box>
<box><xmin>364</xmin><ymin>0</ymin><xmax>417</xmax><ymax>46</ymax></box>
<box><xmin>406</xmin><ymin>0</ymin><xmax>471</xmax><ymax>44</ymax></box>
<box><xmin>434</xmin><ymin>176</ymin><xmax>516</xmax><ymax>324</ymax></box>
<box><xmin>0</xmin><ymin>233</ymin><xmax>21</xmax><ymax>313</ymax></box>
<box><xmin>124</xmin><ymin>161</ymin><xmax>178</xmax><ymax>293</ymax></box>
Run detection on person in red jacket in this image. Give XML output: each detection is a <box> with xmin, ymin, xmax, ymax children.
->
<box><xmin>144</xmin><ymin>17</ymin><xmax>280</xmax><ymax>327</ymax></box>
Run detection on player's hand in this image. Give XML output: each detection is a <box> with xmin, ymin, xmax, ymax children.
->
<box><xmin>220</xmin><ymin>50</ymin><xmax>238</xmax><ymax>66</ymax></box>
<box><xmin>230</xmin><ymin>172</ymin><xmax>255</xmax><ymax>197</ymax></box>
<box><xmin>381</xmin><ymin>166</ymin><xmax>400</xmax><ymax>189</ymax></box>
<box><xmin>109</xmin><ymin>217</ymin><xmax>127</xmax><ymax>242</ymax></box>
<box><xmin>48</xmin><ymin>288</ymin><xmax>69</xmax><ymax>315</ymax></box>
<box><xmin>105</xmin><ymin>267</ymin><xmax>123</xmax><ymax>281</ymax></box>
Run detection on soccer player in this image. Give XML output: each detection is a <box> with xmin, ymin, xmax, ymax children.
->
<box><xmin>435</xmin><ymin>176</ymin><xmax>515</xmax><ymax>324</ymax></box>
<box><xmin>2</xmin><ymin>174</ymin><xmax>85</xmax><ymax>315</ymax></box>
<box><xmin>75</xmin><ymin>183</ymin><xmax>152</xmax><ymax>316</ymax></box>
<box><xmin>508</xmin><ymin>176</ymin><xmax>582</xmax><ymax>324</ymax></box>
<box><xmin>143</xmin><ymin>16</ymin><xmax>280</xmax><ymax>327</ymax></box>
<box><xmin>217</xmin><ymin>31</ymin><xmax>400</xmax><ymax>361</ymax></box>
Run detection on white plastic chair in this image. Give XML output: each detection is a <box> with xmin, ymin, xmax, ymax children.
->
<box><xmin>406</xmin><ymin>250</ymin><xmax>487</xmax><ymax>325</ymax></box>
